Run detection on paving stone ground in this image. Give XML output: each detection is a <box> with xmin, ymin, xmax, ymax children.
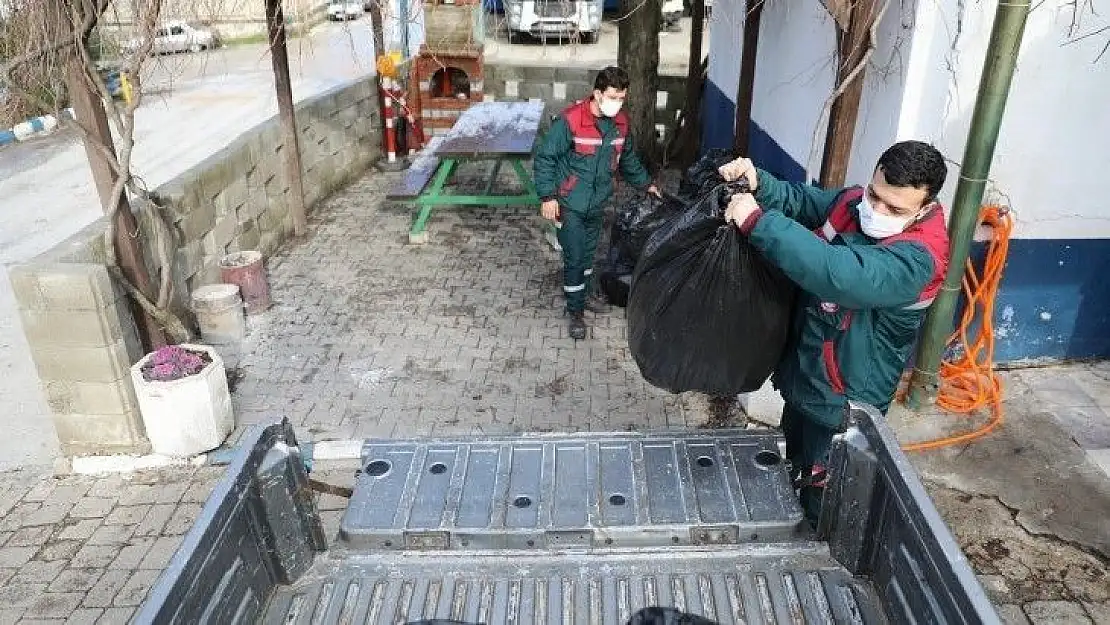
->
<box><xmin>1</xmin><ymin>166</ymin><xmax>1108</xmax><ymax>622</ymax></box>
<box><xmin>228</xmin><ymin>166</ymin><xmax>725</xmax><ymax>443</ymax></box>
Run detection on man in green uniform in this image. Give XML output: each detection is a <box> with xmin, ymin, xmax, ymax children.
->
<box><xmin>534</xmin><ymin>66</ymin><xmax>660</xmax><ymax>340</ymax></box>
<box><xmin>718</xmin><ymin>141</ymin><xmax>950</xmax><ymax>521</ymax></box>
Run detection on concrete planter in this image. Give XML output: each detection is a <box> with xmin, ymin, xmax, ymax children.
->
<box><xmin>130</xmin><ymin>344</ymin><xmax>234</xmax><ymax>457</ymax></box>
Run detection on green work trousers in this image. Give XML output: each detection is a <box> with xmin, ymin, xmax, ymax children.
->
<box><xmin>557</xmin><ymin>209</ymin><xmax>604</xmax><ymax>312</ymax></box>
<box><xmin>780</xmin><ymin>403</ymin><xmax>841</xmax><ymax>523</ymax></box>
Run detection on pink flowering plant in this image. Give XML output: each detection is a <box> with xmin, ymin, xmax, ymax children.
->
<box><xmin>140</xmin><ymin>345</ymin><xmax>212</xmax><ymax>382</ymax></box>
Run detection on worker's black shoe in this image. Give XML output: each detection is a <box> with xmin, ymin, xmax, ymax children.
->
<box><xmin>585</xmin><ymin>294</ymin><xmax>611</xmax><ymax>315</ymax></box>
<box><xmin>568</xmin><ymin>311</ymin><xmax>587</xmax><ymax>340</ymax></box>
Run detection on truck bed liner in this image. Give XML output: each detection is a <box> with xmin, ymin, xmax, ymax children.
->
<box><xmin>264</xmin><ymin>545</ymin><xmax>885</xmax><ymax>624</ymax></box>
<box><xmin>341</xmin><ymin>432</ymin><xmax>803</xmax><ymax>550</ymax></box>
<box><xmin>138</xmin><ymin>405</ymin><xmax>1001</xmax><ymax>625</ymax></box>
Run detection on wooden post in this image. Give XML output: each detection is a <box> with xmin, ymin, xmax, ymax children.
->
<box><xmin>818</xmin><ymin>0</ymin><xmax>876</xmax><ymax>188</ymax></box>
<box><xmin>733</xmin><ymin>0</ymin><xmax>763</xmax><ymax>155</ymax></box>
<box><xmin>265</xmin><ymin>0</ymin><xmax>308</xmax><ymax>236</ymax></box>
<box><xmin>62</xmin><ymin>7</ymin><xmax>164</xmax><ymax>350</ymax></box>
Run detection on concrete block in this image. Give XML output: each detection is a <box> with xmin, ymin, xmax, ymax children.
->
<box><xmin>176</xmin><ymin>199</ymin><xmax>217</xmax><ymax>244</ymax></box>
<box><xmin>259</xmin><ymin>231</ymin><xmax>282</xmax><ymax>258</ymax></box>
<box><xmin>555</xmin><ymin>67</ymin><xmax>592</xmax><ymax>83</ymax></box>
<box><xmin>524</xmin><ymin>66</ymin><xmax>558</xmax><ymax>82</ymax></box>
<box><xmin>44</xmin><ymin>378</ymin><xmax>138</xmax><ymax>416</ymax></box>
<box><xmin>19</xmin><ymin>304</ymin><xmax>127</xmax><ymax>349</ymax></box>
<box><xmin>9</xmin><ymin>263</ymin><xmax>121</xmax><ymax>312</ymax></box>
<box><xmin>257</xmin><ymin>207</ymin><xmax>282</xmax><ymax>237</ymax></box>
<box><xmin>53</xmin><ymin>411</ymin><xmax>147</xmax><ymax>455</ymax></box>
<box><xmin>520</xmin><ymin>82</ymin><xmax>553</xmax><ymax>102</ymax></box>
<box><xmin>202</xmin><ymin>213</ymin><xmax>238</xmax><ymax>256</ymax></box>
<box><xmin>174</xmin><ymin>239</ymin><xmax>204</xmax><ymax>280</ymax></box>
<box><xmin>214</xmin><ymin>176</ymin><xmax>249</xmax><ymax>217</ymax></box>
<box><xmin>237</xmin><ymin>223</ymin><xmax>261</xmax><ymax>252</ymax></box>
<box><xmin>29</xmin><ymin>338</ymin><xmax>133</xmax><ymax>384</ymax></box>
<box><xmin>486</xmin><ymin>63</ymin><xmax>526</xmax><ymax>82</ymax></box>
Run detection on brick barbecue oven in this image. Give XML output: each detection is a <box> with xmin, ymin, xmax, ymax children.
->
<box><xmin>410</xmin><ymin>0</ymin><xmax>485</xmax><ymax>136</ymax></box>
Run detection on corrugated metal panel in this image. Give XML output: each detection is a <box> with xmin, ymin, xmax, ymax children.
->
<box><xmin>263</xmin><ymin>547</ymin><xmax>884</xmax><ymax>624</ymax></box>
<box><xmin>340</xmin><ymin>431</ymin><xmax>803</xmax><ymax>550</ymax></box>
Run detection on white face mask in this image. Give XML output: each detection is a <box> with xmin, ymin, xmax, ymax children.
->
<box><xmin>858</xmin><ymin>194</ymin><xmax>918</xmax><ymax>239</ymax></box>
<box><xmin>598</xmin><ymin>96</ymin><xmax>623</xmax><ymax>117</ymax></box>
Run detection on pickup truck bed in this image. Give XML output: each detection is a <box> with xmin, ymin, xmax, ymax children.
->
<box><xmin>138</xmin><ymin>404</ymin><xmax>1001</xmax><ymax>624</ymax></box>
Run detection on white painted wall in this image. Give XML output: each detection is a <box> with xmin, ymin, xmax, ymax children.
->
<box><xmin>705</xmin><ymin>0</ymin><xmax>746</xmax><ymax>109</ymax></box>
<box><xmin>749</xmin><ymin>1</ymin><xmax>835</xmax><ymax>178</ymax></box>
<box><xmin>899</xmin><ymin>1</ymin><xmax>1110</xmax><ymax>240</ymax></box>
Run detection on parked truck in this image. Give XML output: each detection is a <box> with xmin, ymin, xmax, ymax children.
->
<box><xmin>137</xmin><ymin>403</ymin><xmax>1000</xmax><ymax>624</ymax></box>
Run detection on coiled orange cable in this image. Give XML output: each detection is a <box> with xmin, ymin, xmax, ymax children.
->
<box><xmin>902</xmin><ymin>204</ymin><xmax>1013</xmax><ymax>452</ymax></box>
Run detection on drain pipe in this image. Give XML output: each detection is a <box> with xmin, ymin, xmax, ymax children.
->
<box><xmin>905</xmin><ymin>0</ymin><xmax>1031</xmax><ymax>409</ymax></box>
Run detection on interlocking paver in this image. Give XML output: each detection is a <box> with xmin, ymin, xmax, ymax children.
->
<box><xmin>132</xmin><ymin>504</ymin><xmax>174</xmax><ymax>538</ymax></box>
<box><xmin>21</xmin><ymin>592</ymin><xmax>84</xmax><ymax>620</ymax></box>
<box><xmin>68</xmin><ymin>498</ymin><xmax>115</xmax><ymax>520</ymax></box>
<box><xmin>94</xmin><ymin>607</ymin><xmax>134</xmax><ymax>625</ymax></box>
<box><xmin>112</xmin><ymin>569</ymin><xmax>162</xmax><ymax>607</ymax></box>
<box><xmin>0</xmin><ymin>547</ymin><xmax>36</xmax><ymax>569</ymax></box>
<box><xmin>5</xmin><ymin>527</ymin><xmax>52</xmax><ymax>549</ymax></box>
<box><xmin>55</xmin><ymin>519</ymin><xmax>100</xmax><ymax>542</ymax></box>
<box><xmin>82</xmin><ymin>570</ymin><xmax>130</xmax><ymax>609</ymax></box>
<box><xmin>62</xmin><ymin>609</ymin><xmax>102</xmax><ymax>625</ymax></box>
<box><xmin>12</xmin><ymin>560</ymin><xmax>65</xmax><ymax>585</ymax></box>
<box><xmin>48</xmin><ymin>569</ymin><xmax>103</xmax><ymax>594</ymax></box>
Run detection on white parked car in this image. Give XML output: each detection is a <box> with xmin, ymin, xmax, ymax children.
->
<box><xmin>123</xmin><ymin>21</ymin><xmax>220</xmax><ymax>56</ymax></box>
<box><xmin>504</xmin><ymin>0</ymin><xmax>603</xmax><ymax>44</ymax></box>
<box><xmin>327</xmin><ymin>1</ymin><xmax>364</xmax><ymax>21</ymax></box>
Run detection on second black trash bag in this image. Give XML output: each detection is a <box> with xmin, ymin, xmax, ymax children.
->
<box><xmin>627</xmin><ymin>184</ymin><xmax>796</xmax><ymax>396</ymax></box>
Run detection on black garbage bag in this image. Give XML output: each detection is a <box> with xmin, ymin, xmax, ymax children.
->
<box><xmin>626</xmin><ymin>607</ymin><xmax>722</xmax><ymax>625</ymax></box>
<box><xmin>600</xmin><ymin>271</ymin><xmax>633</xmax><ymax>307</ymax></box>
<box><xmin>627</xmin><ymin>182</ymin><xmax>796</xmax><ymax>395</ymax></box>
<box><xmin>678</xmin><ymin>148</ymin><xmax>736</xmax><ymax>200</ymax></box>
<box><xmin>601</xmin><ymin>192</ymin><xmax>686</xmax><ymax>307</ymax></box>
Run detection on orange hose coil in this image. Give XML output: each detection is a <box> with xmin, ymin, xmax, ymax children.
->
<box><xmin>902</xmin><ymin>204</ymin><xmax>1013</xmax><ymax>452</ymax></box>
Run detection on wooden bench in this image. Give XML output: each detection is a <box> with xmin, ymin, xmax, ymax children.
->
<box><xmin>386</xmin><ymin>136</ymin><xmax>445</xmax><ymax>200</ymax></box>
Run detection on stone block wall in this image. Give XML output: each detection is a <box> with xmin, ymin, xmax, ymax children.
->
<box><xmin>10</xmin><ymin>76</ymin><xmax>381</xmax><ymax>456</ymax></box>
<box><xmin>481</xmin><ymin>64</ymin><xmax>687</xmax><ymax>146</ymax></box>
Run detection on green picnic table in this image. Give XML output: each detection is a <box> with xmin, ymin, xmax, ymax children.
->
<box><xmin>387</xmin><ymin>101</ymin><xmax>546</xmax><ymax>244</ymax></box>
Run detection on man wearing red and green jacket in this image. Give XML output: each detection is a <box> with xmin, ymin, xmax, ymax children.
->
<box><xmin>718</xmin><ymin>141</ymin><xmax>950</xmax><ymax>521</ymax></box>
<box><xmin>534</xmin><ymin>66</ymin><xmax>659</xmax><ymax>340</ymax></box>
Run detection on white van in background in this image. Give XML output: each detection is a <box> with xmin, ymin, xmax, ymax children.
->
<box><xmin>504</xmin><ymin>0</ymin><xmax>604</xmax><ymax>43</ymax></box>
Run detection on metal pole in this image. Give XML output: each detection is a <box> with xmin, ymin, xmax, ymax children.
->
<box><xmin>265</xmin><ymin>0</ymin><xmax>309</xmax><ymax>237</ymax></box>
<box><xmin>906</xmin><ymin>0</ymin><xmax>1030</xmax><ymax>408</ymax></box>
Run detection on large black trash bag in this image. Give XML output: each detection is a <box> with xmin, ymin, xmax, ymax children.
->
<box><xmin>602</xmin><ymin>193</ymin><xmax>686</xmax><ymax>308</ymax></box>
<box><xmin>678</xmin><ymin>148</ymin><xmax>736</xmax><ymax>200</ymax></box>
<box><xmin>627</xmin><ymin>182</ymin><xmax>796</xmax><ymax>396</ymax></box>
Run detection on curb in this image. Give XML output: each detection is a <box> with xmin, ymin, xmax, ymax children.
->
<box><xmin>0</xmin><ymin>107</ymin><xmax>76</xmax><ymax>147</ymax></box>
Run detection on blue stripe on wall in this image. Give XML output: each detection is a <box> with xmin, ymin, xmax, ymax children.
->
<box><xmin>700</xmin><ymin>78</ymin><xmax>807</xmax><ymax>182</ymax></box>
<box><xmin>971</xmin><ymin>238</ymin><xmax>1110</xmax><ymax>362</ymax></box>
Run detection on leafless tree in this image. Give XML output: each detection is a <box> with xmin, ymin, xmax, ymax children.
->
<box><xmin>0</xmin><ymin>0</ymin><xmax>212</xmax><ymax>346</ymax></box>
